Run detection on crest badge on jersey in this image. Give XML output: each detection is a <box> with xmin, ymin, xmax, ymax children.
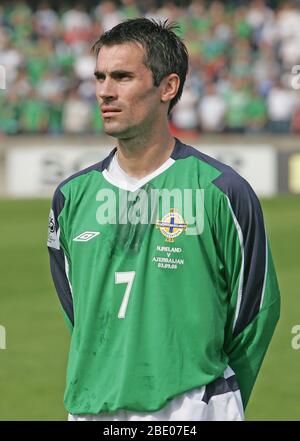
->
<box><xmin>156</xmin><ymin>208</ymin><xmax>187</xmax><ymax>242</ymax></box>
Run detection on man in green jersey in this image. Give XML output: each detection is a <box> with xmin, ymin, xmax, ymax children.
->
<box><xmin>48</xmin><ymin>18</ymin><xmax>280</xmax><ymax>421</ymax></box>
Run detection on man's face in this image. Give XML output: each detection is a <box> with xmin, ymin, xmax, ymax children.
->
<box><xmin>95</xmin><ymin>42</ymin><xmax>163</xmax><ymax>138</ymax></box>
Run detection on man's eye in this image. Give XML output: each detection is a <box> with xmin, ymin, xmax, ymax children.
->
<box><xmin>117</xmin><ymin>75</ymin><xmax>131</xmax><ymax>81</ymax></box>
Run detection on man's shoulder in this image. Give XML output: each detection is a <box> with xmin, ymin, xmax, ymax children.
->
<box><xmin>52</xmin><ymin>147</ymin><xmax>116</xmax><ymax>199</ymax></box>
<box><xmin>175</xmin><ymin>139</ymin><xmax>263</xmax><ymax>225</ymax></box>
<box><xmin>174</xmin><ymin>138</ymin><xmax>252</xmax><ymax>196</ymax></box>
<box><xmin>172</xmin><ymin>138</ymin><xmax>235</xmax><ymax>176</ymax></box>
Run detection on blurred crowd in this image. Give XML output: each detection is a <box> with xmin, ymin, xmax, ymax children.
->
<box><xmin>0</xmin><ymin>0</ymin><xmax>300</xmax><ymax>136</ymax></box>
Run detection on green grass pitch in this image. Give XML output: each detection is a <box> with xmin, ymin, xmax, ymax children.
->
<box><xmin>0</xmin><ymin>196</ymin><xmax>299</xmax><ymax>420</ymax></box>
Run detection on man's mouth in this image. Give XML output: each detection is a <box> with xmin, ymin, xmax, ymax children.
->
<box><xmin>101</xmin><ymin>106</ymin><xmax>122</xmax><ymax>117</ymax></box>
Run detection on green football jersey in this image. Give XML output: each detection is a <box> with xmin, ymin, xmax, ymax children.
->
<box><xmin>48</xmin><ymin>138</ymin><xmax>280</xmax><ymax>415</ymax></box>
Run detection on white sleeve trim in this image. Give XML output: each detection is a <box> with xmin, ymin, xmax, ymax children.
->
<box><xmin>64</xmin><ymin>253</ymin><xmax>73</xmax><ymax>299</ymax></box>
<box><xmin>259</xmin><ymin>232</ymin><xmax>268</xmax><ymax>310</ymax></box>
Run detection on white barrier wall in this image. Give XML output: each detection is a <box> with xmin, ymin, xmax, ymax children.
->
<box><xmin>5</xmin><ymin>144</ymin><xmax>277</xmax><ymax>198</ymax></box>
<box><xmin>6</xmin><ymin>146</ymin><xmax>111</xmax><ymax>197</ymax></box>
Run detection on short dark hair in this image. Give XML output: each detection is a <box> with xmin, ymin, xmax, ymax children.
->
<box><xmin>92</xmin><ymin>18</ymin><xmax>189</xmax><ymax>113</ymax></box>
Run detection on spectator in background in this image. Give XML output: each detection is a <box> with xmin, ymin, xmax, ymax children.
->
<box><xmin>144</xmin><ymin>0</ymin><xmax>167</xmax><ymax>22</ymax></box>
<box><xmin>94</xmin><ymin>1</ymin><xmax>123</xmax><ymax>32</ymax></box>
<box><xmin>62</xmin><ymin>3</ymin><xmax>92</xmax><ymax>50</ymax></box>
<box><xmin>25</xmin><ymin>38</ymin><xmax>54</xmax><ymax>86</ymax></box>
<box><xmin>246</xmin><ymin>0</ymin><xmax>274</xmax><ymax>45</ymax></box>
<box><xmin>14</xmin><ymin>68</ymin><xmax>32</xmax><ymax>98</ymax></box>
<box><xmin>0</xmin><ymin>90</ymin><xmax>20</xmax><ymax>135</ymax></box>
<box><xmin>62</xmin><ymin>89</ymin><xmax>91</xmax><ymax>134</ymax></box>
<box><xmin>233</xmin><ymin>5</ymin><xmax>252</xmax><ymax>40</ymax></box>
<box><xmin>37</xmin><ymin>71</ymin><xmax>65</xmax><ymax>101</ymax></box>
<box><xmin>170</xmin><ymin>78</ymin><xmax>200</xmax><ymax>134</ymax></box>
<box><xmin>74</xmin><ymin>45</ymin><xmax>96</xmax><ymax>81</ymax></box>
<box><xmin>48</xmin><ymin>92</ymin><xmax>64</xmax><ymax>135</ymax></box>
<box><xmin>276</xmin><ymin>2</ymin><xmax>300</xmax><ymax>68</ymax></box>
<box><xmin>252</xmin><ymin>42</ymin><xmax>280</xmax><ymax>97</ymax></box>
<box><xmin>188</xmin><ymin>0</ymin><xmax>210</xmax><ymax>36</ymax></box>
<box><xmin>6</xmin><ymin>1</ymin><xmax>32</xmax><ymax>45</ymax></box>
<box><xmin>120</xmin><ymin>0</ymin><xmax>140</xmax><ymax>19</ymax></box>
<box><xmin>62</xmin><ymin>3</ymin><xmax>92</xmax><ymax>34</ymax></box>
<box><xmin>246</xmin><ymin>84</ymin><xmax>268</xmax><ymax>133</ymax></box>
<box><xmin>19</xmin><ymin>89</ymin><xmax>48</xmax><ymax>133</ymax></box>
<box><xmin>210</xmin><ymin>4</ymin><xmax>231</xmax><ymax>45</ymax></box>
<box><xmin>223</xmin><ymin>77</ymin><xmax>250</xmax><ymax>133</ymax></box>
<box><xmin>33</xmin><ymin>2</ymin><xmax>60</xmax><ymax>38</ymax></box>
<box><xmin>198</xmin><ymin>82</ymin><xmax>226</xmax><ymax>132</ymax></box>
<box><xmin>0</xmin><ymin>38</ymin><xmax>23</xmax><ymax>86</ymax></box>
<box><xmin>267</xmin><ymin>79</ymin><xmax>298</xmax><ymax>133</ymax></box>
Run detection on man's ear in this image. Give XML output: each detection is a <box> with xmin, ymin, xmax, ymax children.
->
<box><xmin>160</xmin><ymin>74</ymin><xmax>180</xmax><ymax>104</ymax></box>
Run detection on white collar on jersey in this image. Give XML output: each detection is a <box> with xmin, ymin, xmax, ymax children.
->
<box><xmin>102</xmin><ymin>151</ymin><xmax>175</xmax><ymax>192</ymax></box>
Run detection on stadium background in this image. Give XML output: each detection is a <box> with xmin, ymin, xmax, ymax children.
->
<box><xmin>0</xmin><ymin>0</ymin><xmax>299</xmax><ymax>420</ymax></box>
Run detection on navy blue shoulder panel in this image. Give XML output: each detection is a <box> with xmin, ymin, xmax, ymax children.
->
<box><xmin>57</xmin><ymin>146</ymin><xmax>117</xmax><ymax>193</ymax></box>
<box><xmin>212</xmin><ymin>162</ymin><xmax>266</xmax><ymax>337</ymax></box>
<box><xmin>173</xmin><ymin>138</ymin><xmax>267</xmax><ymax>336</ymax></box>
<box><xmin>50</xmin><ymin>146</ymin><xmax>116</xmax><ymax>221</ymax></box>
<box><xmin>171</xmin><ymin>138</ymin><xmax>237</xmax><ymax>176</ymax></box>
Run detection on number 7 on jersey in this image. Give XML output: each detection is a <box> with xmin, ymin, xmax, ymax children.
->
<box><xmin>115</xmin><ymin>271</ymin><xmax>136</xmax><ymax>319</ymax></box>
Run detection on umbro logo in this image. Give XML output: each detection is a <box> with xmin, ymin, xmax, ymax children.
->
<box><xmin>73</xmin><ymin>231</ymin><xmax>100</xmax><ymax>242</ymax></box>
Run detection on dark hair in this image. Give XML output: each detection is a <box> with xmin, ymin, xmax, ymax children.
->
<box><xmin>92</xmin><ymin>18</ymin><xmax>189</xmax><ymax>113</ymax></box>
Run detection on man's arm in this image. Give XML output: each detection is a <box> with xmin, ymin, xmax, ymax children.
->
<box><xmin>213</xmin><ymin>174</ymin><xmax>280</xmax><ymax>409</ymax></box>
<box><xmin>47</xmin><ymin>187</ymin><xmax>74</xmax><ymax>333</ymax></box>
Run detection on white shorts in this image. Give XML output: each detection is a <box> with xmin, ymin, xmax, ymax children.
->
<box><xmin>68</xmin><ymin>367</ymin><xmax>244</xmax><ymax>421</ymax></box>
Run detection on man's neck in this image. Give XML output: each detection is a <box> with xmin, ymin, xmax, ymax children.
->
<box><xmin>116</xmin><ymin>132</ymin><xmax>176</xmax><ymax>179</ymax></box>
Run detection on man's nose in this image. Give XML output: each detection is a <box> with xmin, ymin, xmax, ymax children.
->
<box><xmin>97</xmin><ymin>78</ymin><xmax>117</xmax><ymax>101</ymax></box>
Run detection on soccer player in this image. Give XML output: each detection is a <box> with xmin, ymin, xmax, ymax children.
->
<box><xmin>47</xmin><ymin>18</ymin><xmax>280</xmax><ymax>421</ymax></box>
